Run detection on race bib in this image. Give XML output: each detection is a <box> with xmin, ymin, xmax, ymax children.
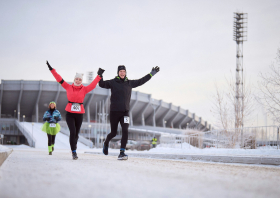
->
<box><xmin>71</xmin><ymin>103</ymin><xmax>81</xmax><ymax>112</ymax></box>
<box><xmin>49</xmin><ymin>123</ymin><xmax>56</xmax><ymax>128</ymax></box>
<box><xmin>124</xmin><ymin>116</ymin><xmax>129</xmax><ymax>124</ymax></box>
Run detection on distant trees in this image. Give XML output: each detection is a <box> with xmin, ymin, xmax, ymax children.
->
<box><xmin>211</xmin><ymin>74</ymin><xmax>254</xmax><ymax>131</ymax></box>
<box><xmin>257</xmin><ymin>48</ymin><xmax>280</xmax><ymax>124</ymax></box>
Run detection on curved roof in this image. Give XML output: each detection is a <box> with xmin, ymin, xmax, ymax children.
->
<box><xmin>0</xmin><ymin>80</ymin><xmax>211</xmax><ymax>131</ymax></box>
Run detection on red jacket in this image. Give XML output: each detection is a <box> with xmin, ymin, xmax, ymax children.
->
<box><xmin>51</xmin><ymin>69</ymin><xmax>101</xmax><ymax>114</ymax></box>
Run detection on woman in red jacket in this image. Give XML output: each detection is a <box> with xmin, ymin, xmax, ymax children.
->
<box><xmin>46</xmin><ymin>61</ymin><xmax>105</xmax><ymax>160</ymax></box>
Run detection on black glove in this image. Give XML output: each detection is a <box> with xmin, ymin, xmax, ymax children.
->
<box><xmin>46</xmin><ymin>61</ymin><xmax>53</xmax><ymax>70</ymax></box>
<box><xmin>54</xmin><ymin>116</ymin><xmax>59</xmax><ymax>121</ymax></box>
<box><xmin>97</xmin><ymin>68</ymin><xmax>105</xmax><ymax>77</ymax></box>
<box><xmin>150</xmin><ymin>66</ymin><xmax>160</xmax><ymax>76</ymax></box>
<box><xmin>46</xmin><ymin>117</ymin><xmax>50</xmax><ymax>121</ymax></box>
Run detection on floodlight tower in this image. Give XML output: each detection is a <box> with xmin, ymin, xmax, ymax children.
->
<box><xmin>233</xmin><ymin>12</ymin><xmax>247</xmax><ymax>131</ymax></box>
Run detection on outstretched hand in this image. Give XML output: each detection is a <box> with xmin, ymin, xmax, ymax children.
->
<box><xmin>97</xmin><ymin>68</ymin><xmax>105</xmax><ymax>77</ymax></box>
<box><xmin>46</xmin><ymin>60</ymin><xmax>53</xmax><ymax>70</ymax></box>
<box><xmin>150</xmin><ymin>66</ymin><xmax>160</xmax><ymax>76</ymax></box>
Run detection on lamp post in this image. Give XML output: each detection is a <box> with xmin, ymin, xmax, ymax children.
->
<box><xmin>88</xmin><ymin>124</ymin><xmax>91</xmax><ymax>141</ymax></box>
<box><xmin>14</xmin><ymin>110</ymin><xmax>16</xmax><ymax>118</ymax></box>
<box><xmin>23</xmin><ymin>115</ymin><xmax>25</xmax><ymax>135</ymax></box>
<box><xmin>32</xmin><ymin>122</ymin><xmax>34</xmax><ymax>147</ymax></box>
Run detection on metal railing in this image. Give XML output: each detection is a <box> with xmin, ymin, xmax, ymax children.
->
<box><xmin>15</xmin><ymin>120</ymin><xmax>36</xmax><ymax>147</ymax></box>
<box><xmin>203</xmin><ymin>125</ymin><xmax>279</xmax><ymax>149</ymax></box>
<box><xmin>158</xmin><ymin>126</ymin><xmax>280</xmax><ymax>149</ymax></box>
<box><xmin>59</xmin><ymin>126</ymin><xmax>94</xmax><ymax>148</ymax></box>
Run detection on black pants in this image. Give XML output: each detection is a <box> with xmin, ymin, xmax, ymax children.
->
<box><xmin>47</xmin><ymin>134</ymin><xmax>56</xmax><ymax>146</ymax></box>
<box><xmin>66</xmin><ymin>112</ymin><xmax>83</xmax><ymax>151</ymax></box>
<box><xmin>104</xmin><ymin>111</ymin><xmax>129</xmax><ymax>149</ymax></box>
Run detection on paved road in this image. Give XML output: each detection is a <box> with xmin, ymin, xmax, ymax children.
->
<box><xmin>0</xmin><ymin>150</ymin><xmax>280</xmax><ymax>198</ymax></box>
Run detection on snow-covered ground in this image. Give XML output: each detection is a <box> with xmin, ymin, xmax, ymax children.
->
<box><xmin>0</xmin><ymin>149</ymin><xmax>280</xmax><ymax>198</ymax></box>
<box><xmin>20</xmin><ymin>122</ymin><xmax>89</xmax><ymax>150</ymax></box>
<box><xmin>86</xmin><ymin>142</ymin><xmax>280</xmax><ymax>157</ymax></box>
<box><xmin>0</xmin><ymin>145</ymin><xmax>11</xmax><ymax>152</ymax></box>
<box><xmin>140</xmin><ymin>143</ymin><xmax>280</xmax><ymax>156</ymax></box>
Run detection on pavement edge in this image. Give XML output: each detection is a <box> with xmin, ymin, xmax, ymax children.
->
<box><xmin>0</xmin><ymin>149</ymin><xmax>13</xmax><ymax>167</ymax></box>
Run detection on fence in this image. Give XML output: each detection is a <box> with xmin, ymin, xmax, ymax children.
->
<box><xmin>158</xmin><ymin>126</ymin><xmax>280</xmax><ymax>149</ymax></box>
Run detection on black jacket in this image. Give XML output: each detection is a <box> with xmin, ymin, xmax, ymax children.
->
<box><xmin>99</xmin><ymin>74</ymin><xmax>152</xmax><ymax>111</ymax></box>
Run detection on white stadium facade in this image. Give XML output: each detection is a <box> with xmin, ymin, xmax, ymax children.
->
<box><xmin>0</xmin><ymin>79</ymin><xmax>211</xmax><ymax>146</ymax></box>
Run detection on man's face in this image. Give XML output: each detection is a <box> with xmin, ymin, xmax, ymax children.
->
<box><xmin>118</xmin><ymin>70</ymin><xmax>126</xmax><ymax>79</ymax></box>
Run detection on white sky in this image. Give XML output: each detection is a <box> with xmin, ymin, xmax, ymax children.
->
<box><xmin>1</xmin><ymin>0</ymin><xmax>279</xmax><ymax>127</ymax></box>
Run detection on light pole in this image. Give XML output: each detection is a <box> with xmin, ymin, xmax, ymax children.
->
<box><xmin>14</xmin><ymin>110</ymin><xmax>16</xmax><ymax>118</ymax></box>
<box><xmin>32</xmin><ymin>122</ymin><xmax>34</xmax><ymax>147</ymax></box>
<box><xmin>88</xmin><ymin>124</ymin><xmax>91</xmax><ymax>141</ymax></box>
<box><xmin>23</xmin><ymin>115</ymin><xmax>25</xmax><ymax>134</ymax></box>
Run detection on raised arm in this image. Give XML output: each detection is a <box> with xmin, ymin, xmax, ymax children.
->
<box><xmin>99</xmin><ymin>78</ymin><xmax>112</xmax><ymax>89</ymax></box>
<box><xmin>46</xmin><ymin>61</ymin><xmax>70</xmax><ymax>90</ymax></box>
<box><xmin>130</xmin><ymin>66</ymin><xmax>160</xmax><ymax>88</ymax></box>
<box><xmin>84</xmin><ymin>68</ymin><xmax>105</xmax><ymax>93</ymax></box>
<box><xmin>97</xmin><ymin>68</ymin><xmax>112</xmax><ymax>89</ymax></box>
<box><xmin>84</xmin><ymin>75</ymin><xmax>102</xmax><ymax>94</ymax></box>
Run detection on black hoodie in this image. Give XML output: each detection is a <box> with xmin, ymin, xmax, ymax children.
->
<box><xmin>99</xmin><ymin>74</ymin><xmax>151</xmax><ymax>112</ymax></box>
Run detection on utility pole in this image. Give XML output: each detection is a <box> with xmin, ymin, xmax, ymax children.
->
<box><xmin>233</xmin><ymin>12</ymin><xmax>247</xmax><ymax>147</ymax></box>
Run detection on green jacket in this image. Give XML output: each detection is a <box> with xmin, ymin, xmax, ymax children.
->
<box><xmin>152</xmin><ymin>138</ymin><xmax>157</xmax><ymax>145</ymax></box>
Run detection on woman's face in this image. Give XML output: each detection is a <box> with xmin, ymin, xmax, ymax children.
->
<box><xmin>50</xmin><ymin>103</ymin><xmax>55</xmax><ymax>109</ymax></box>
<box><xmin>74</xmin><ymin>78</ymin><xmax>82</xmax><ymax>86</ymax></box>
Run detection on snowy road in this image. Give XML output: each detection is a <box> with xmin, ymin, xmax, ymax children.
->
<box><xmin>1</xmin><ymin>150</ymin><xmax>280</xmax><ymax>198</ymax></box>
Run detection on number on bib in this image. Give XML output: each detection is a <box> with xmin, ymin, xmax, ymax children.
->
<box><xmin>71</xmin><ymin>103</ymin><xmax>81</xmax><ymax>112</ymax></box>
<box><xmin>49</xmin><ymin>123</ymin><xmax>56</xmax><ymax>128</ymax></box>
<box><xmin>124</xmin><ymin>116</ymin><xmax>129</xmax><ymax>124</ymax></box>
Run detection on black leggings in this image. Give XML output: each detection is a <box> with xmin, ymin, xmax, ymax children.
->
<box><xmin>47</xmin><ymin>134</ymin><xmax>56</xmax><ymax>146</ymax></box>
<box><xmin>66</xmin><ymin>112</ymin><xmax>84</xmax><ymax>151</ymax></box>
<box><xmin>104</xmin><ymin>111</ymin><xmax>129</xmax><ymax>149</ymax></box>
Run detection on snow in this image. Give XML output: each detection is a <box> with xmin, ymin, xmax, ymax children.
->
<box><xmin>20</xmin><ymin>122</ymin><xmax>89</xmax><ymax>150</ymax></box>
<box><xmin>0</xmin><ymin>145</ymin><xmax>11</xmax><ymax>152</ymax></box>
<box><xmin>88</xmin><ymin>142</ymin><xmax>280</xmax><ymax>157</ymax></box>
<box><xmin>0</xmin><ymin>149</ymin><xmax>280</xmax><ymax>198</ymax></box>
<box><xmin>142</xmin><ymin>143</ymin><xmax>280</xmax><ymax>156</ymax></box>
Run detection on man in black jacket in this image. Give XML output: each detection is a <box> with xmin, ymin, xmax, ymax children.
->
<box><xmin>98</xmin><ymin>65</ymin><xmax>160</xmax><ymax>160</ymax></box>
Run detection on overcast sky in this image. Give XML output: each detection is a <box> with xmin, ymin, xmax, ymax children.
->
<box><xmin>1</xmin><ymin>0</ymin><xmax>279</xmax><ymax>127</ymax></box>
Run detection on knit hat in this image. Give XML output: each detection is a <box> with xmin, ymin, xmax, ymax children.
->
<box><xmin>74</xmin><ymin>73</ymin><xmax>84</xmax><ymax>80</ymax></box>
<box><xmin>117</xmin><ymin>65</ymin><xmax>126</xmax><ymax>74</ymax></box>
<box><xmin>49</xmin><ymin>101</ymin><xmax>56</xmax><ymax>105</ymax></box>
<box><xmin>49</xmin><ymin>101</ymin><xmax>56</xmax><ymax>109</ymax></box>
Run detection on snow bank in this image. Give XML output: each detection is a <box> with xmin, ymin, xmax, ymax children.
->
<box><xmin>144</xmin><ymin>143</ymin><xmax>280</xmax><ymax>156</ymax></box>
<box><xmin>0</xmin><ymin>145</ymin><xmax>11</xmax><ymax>152</ymax></box>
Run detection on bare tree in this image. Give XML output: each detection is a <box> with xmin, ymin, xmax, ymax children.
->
<box><xmin>257</xmin><ymin>48</ymin><xmax>280</xmax><ymax>124</ymax></box>
<box><xmin>212</xmin><ymin>74</ymin><xmax>254</xmax><ymax>130</ymax></box>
